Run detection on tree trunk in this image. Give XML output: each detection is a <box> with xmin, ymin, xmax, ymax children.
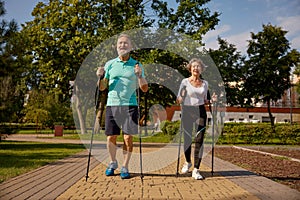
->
<box><xmin>266</xmin><ymin>99</ymin><xmax>275</xmax><ymax>133</ymax></box>
<box><xmin>36</xmin><ymin>112</ymin><xmax>39</xmax><ymax>135</ymax></box>
<box><xmin>74</xmin><ymin>85</ymin><xmax>86</xmax><ymax>134</ymax></box>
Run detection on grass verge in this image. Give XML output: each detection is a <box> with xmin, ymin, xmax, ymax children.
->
<box><xmin>0</xmin><ymin>141</ymin><xmax>85</xmax><ymax>183</ymax></box>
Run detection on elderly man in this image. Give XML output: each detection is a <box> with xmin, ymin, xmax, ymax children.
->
<box><xmin>97</xmin><ymin>34</ymin><xmax>148</xmax><ymax>179</ymax></box>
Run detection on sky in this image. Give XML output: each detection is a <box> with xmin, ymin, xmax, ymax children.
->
<box><xmin>2</xmin><ymin>0</ymin><xmax>300</xmax><ymax>55</ymax></box>
<box><xmin>203</xmin><ymin>0</ymin><xmax>300</xmax><ymax>54</ymax></box>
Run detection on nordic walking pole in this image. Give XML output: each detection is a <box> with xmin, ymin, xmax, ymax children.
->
<box><xmin>176</xmin><ymin>86</ymin><xmax>187</xmax><ymax>177</ymax></box>
<box><xmin>210</xmin><ymin>92</ymin><xmax>217</xmax><ymax>176</ymax></box>
<box><xmin>176</xmin><ymin>113</ymin><xmax>183</xmax><ymax>177</ymax></box>
<box><xmin>85</xmin><ymin>83</ymin><xmax>99</xmax><ymax>182</ymax></box>
<box><xmin>211</xmin><ymin>103</ymin><xmax>215</xmax><ymax>176</ymax></box>
<box><xmin>135</xmin><ymin>62</ymin><xmax>144</xmax><ymax>183</ymax></box>
<box><xmin>86</xmin><ymin>70</ymin><xmax>106</xmax><ymax>182</ymax></box>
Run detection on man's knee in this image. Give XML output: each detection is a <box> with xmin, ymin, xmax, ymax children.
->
<box><xmin>107</xmin><ymin>135</ymin><xmax>117</xmax><ymax>143</ymax></box>
<box><xmin>123</xmin><ymin>135</ymin><xmax>133</xmax><ymax>144</ymax></box>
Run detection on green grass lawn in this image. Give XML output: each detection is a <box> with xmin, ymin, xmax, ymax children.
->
<box><xmin>0</xmin><ymin>141</ymin><xmax>85</xmax><ymax>183</ymax></box>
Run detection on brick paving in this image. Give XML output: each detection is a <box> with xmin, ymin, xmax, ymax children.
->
<box><xmin>1</xmin><ymin>134</ymin><xmax>300</xmax><ymax>200</ymax></box>
<box><xmin>57</xmin><ymin>156</ymin><xmax>258</xmax><ymax>200</ymax></box>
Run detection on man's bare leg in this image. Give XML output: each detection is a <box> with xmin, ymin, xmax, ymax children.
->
<box><xmin>107</xmin><ymin>135</ymin><xmax>117</xmax><ymax>162</ymax></box>
<box><xmin>122</xmin><ymin>134</ymin><xmax>133</xmax><ymax>168</ymax></box>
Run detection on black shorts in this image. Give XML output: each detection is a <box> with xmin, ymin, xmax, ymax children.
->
<box><xmin>105</xmin><ymin>106</ymin><xmax>138</xmax><ymax>136</ymax></box>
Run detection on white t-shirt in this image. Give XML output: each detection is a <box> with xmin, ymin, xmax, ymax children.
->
<box><xmin>177</xmin><ymin>78</ymin><xmax>208</xmax><ymax>106</ymax></box>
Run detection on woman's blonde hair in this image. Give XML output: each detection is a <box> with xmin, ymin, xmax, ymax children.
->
<box><xmin>186</xmin><ymin>58</ymin><xmax>206</xmax><ymax>72</ymax></box>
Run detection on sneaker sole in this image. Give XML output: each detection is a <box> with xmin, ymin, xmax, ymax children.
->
<box><xmin>120</xmin><ymin>174</ymin><xmax>130</xmax><ymax>179</ymax></box>
<box><xmin>193</xmin><ymin>176</ymin><xmax>204</xmax><ymax>180</ymax></box>
<box><xmin>192</xmin><ymin>174</ymin><xmax>204</xmax><ymax>180</ymax></box>
<box><xmin>181</xmin><ymin>170</ymin><xmax>190</xmax><ymax>174</ymax></box>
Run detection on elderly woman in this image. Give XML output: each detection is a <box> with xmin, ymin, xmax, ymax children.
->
<box><xmin>176</xmin><ymin>58</ymin><xmax>210</xmax><ymax>180</ymax></box>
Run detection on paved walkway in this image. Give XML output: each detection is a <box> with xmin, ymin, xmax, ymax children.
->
<box><xmin>1</xmin><ymin>134</ymin><xmax>299</xmax><ymax>200</ymax></box>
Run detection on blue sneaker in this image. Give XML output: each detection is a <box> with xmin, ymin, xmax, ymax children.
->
<box><xmin>120</xmin><ymin>166</ymin><xmax>130</xmax><ymax>179</ymax></box>
<box><xmin>105</xmin><ymin>161</ymin><xmax>118</xmax><ymax>176</ymax></box>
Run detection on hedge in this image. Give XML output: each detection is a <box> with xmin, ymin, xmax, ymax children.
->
<box><xmin>219</xmin><ymin>123</ymin><xmax>300</xmax><ymax>145</ymax></box>
<box><xmin>160</xmin><ymin>121</ymin><xmax>300</xmax><ymax>145</ymax></box>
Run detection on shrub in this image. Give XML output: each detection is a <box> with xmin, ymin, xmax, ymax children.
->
<box><xmin>275</xmin><ymin>125</ymin><xmax>300</xmax><ymax>145</ymax></box>
<box><xmin>0</xmin><ymin>123</ymin><xmax>21</xmax><ymax>135</ymax></box>
<box><xmin>218</xmin><ymin>123</ymin><xmax>300</xmax><ymax>145</ymax></box>
<box><xmin>160</xmin><ymin>120</ymin><xmax>180</xmax><ymax>136</ymax></box>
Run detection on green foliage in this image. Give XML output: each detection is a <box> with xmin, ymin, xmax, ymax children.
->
<box><xmin>218</xmin><ymin>123</ymin><xmax>300</xmax><ymax>145</ymax></box>
<box><xmin>19</xmin><ymin>0</ymin><xmax>220</xmax><ymax>114</ymax></box>
<box><xmin>0</xmin><ymin>124</ymin><xmax>19</xmax><ymax>135</ymax></box>
<box><xmin>208</xmin><ymin>24</ymin><xmax>300</xmax><ymax>113</ymax></box>
<box><xmin>23</xmin><ymin>89</ymin><xmax>74</xmax><ymax>128</ymax></box>
<box><xmin>209</xmin><ymin>37</ymin><xmax>245</xmax><ymax>106</ymax></box>
<box><xmin>160</xmin><ymin>120</ymin><xmax>180</xmax><ymax>136</ymax></box>
<box><xmin>274</xmin><ymin>124</ymin><xmax>300</xmax><ymax>145</ymax></box>
<box><xmin>0</xmin><ymin>0</ymin><xmax>221</xmax><ymax>127</ymax></box>
<box><xmin>243</xmin><ymin>24</ymin><xmax>300</xmax><ymax>127</ymax></box>
<box><xmin>245</xmin><ymin>24</ymin><xmax>293</xmax><ymax>103</ymax></box>
<box><xmin>208</xmin><ymin>24</ymin><xmax>300</xmax><ymax>130</ymax></box>
<box><xmin>0</xmin><ymin>1</ymin><xmax>25</xmax><ymax>123</ymax></box>
<box><xmin>291</xmin><ymin>51</ymin><xmax>300</xmax><ymax>103</ymax></box>
<box><xmin>144</xmin><ymin>121</ymin><xmax>300</xmax><ymax>145</ymax></box>
<box><xmin>152</xmin><ymin>0</ymin><xmax>220</xmax><ymax>41</ymax></box>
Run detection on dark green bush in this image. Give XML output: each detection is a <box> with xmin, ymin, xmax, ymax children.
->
<box><xmin>218</xmin><ymin>123</ymin><xmax>300</xmax><ymax>145</ymax></box>
<box><xmin>161</xmin><ymin>121</ymin><xmax>300</xmax><ymax>145</ymax></box>
<box><xmin>0</xmin><ymin>124</ymin><xmax>20</xmax><ymax>134</ymax></box>
<box><xmin>275</xmin><ymin>125</ymin><xmax>300</xmax><ymax>145</ymax></box>
<box><xmin>160</xmin><ymin>120</ymin><xmax>180</xmax><ymax>136</ymax></box>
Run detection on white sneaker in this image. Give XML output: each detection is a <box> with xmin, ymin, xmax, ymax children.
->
<box><xmin>181</xmin><ymin>162</ymin><xmax>192</xmax><ymax>173</ymax></box>
<box><xmin>192</xmin><ymin>169</ymin><xmax>203</xmax><ymax>180</ymax></box>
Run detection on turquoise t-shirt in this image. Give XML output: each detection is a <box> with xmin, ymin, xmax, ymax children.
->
<box><xmin>104</xmin><ymin>57</ymin><xmax>145</xmax><ymax>106</ymax></box>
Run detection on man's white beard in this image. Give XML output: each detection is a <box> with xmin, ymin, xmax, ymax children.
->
<box><xmin>118</xmin><ymin>50</ymin><xmax>130</xmax><ymax>57</ymax></box>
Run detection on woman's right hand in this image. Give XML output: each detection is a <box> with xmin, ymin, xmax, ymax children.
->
<box><xmin>176</xmin><ymin>97</ymin><xmax>183</xmax><ymax>104</ymax></box>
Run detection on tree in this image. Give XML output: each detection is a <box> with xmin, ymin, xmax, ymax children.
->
<box><xmin>23</xmin><ymin>89</ymin><xmax>74</xmax><ymax>130</ymax></box>
<box><xmin>0</xmin><ymin>1</ymin><xmax>24</xmax><ymax>123</ymax></box>
<box><xmin>21</xmin><ymin>0</ymin><xmax>153</xmax><ymax>133</ymax></box>
<box><xmin>22</xmin><ymin>0</ymin><xmax>153</xmax><ymax>98</ymax></box>
<box><xmin>243</xmin><ymin>24</ymin><xmax>300</xmax><ymax>128</ymax></box>
<box><xmin>137</xmin><ymin>0</ymin><xmax>220</xmax><ymax>118</ymax></box>
<box><xmin>22</xmin><ymin>0</ymin><xmax>219</xmax><ymax>100</ymax></box>
<box><xmin>20</xmin><ymin>0</ymin><xmax>220</xmax><ymax>133</ymax></box>
<box><xmin>151</xmin><ymin>0</ymin><xmax>219</xmax><ymax>42</ymax></box>
<box><xmin>209</xmin><ymin>37</ymin><xmax>245</xmax><ymax>106</ymax></box>
<box><xmin>290</xmin><ymin>50</ymin><xmax>300</xmax><ymax>104</ymax></box>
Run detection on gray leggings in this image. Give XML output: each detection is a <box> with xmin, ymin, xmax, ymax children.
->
<box><xmin>182</xmin><ymin>105</ymin><xmax>207</xmax><ymax>169</ymax></box>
